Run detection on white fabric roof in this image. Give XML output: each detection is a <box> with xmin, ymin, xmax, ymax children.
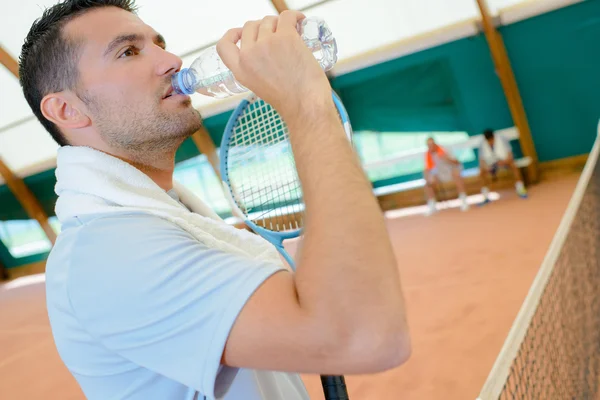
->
<box><xmin>0</xmin><ymin>0</ymin><xmax>581</xmax><ymax>179</ymax></box>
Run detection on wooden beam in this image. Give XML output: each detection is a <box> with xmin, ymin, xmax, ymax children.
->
<box><xmin>0</xmin><ymin>257</ymin><xmax>8</xmax><ymax>281</ymax></box>
<box><xmin>6</xmin><ymin>261</ymin><xmax>47</xmax><ymax>280</ymax></box>
<box><xmin>271</xmin><ymin>0</ymin><xmax>289</xmax><ymax>13</ymax></box>
<box><xmin>0</xmin><ymin>45</ymin><xmax>19</xmax><ymax>78</ymax></box>
<box><xmin>0</xmin><ymin>46</ymin><xmax>57</xmax><ymax>246</ymax></box>
<box><xmin>475</xmin><ymin>0</ymin><xmax>539</xmax><ymax>183</ymax></box>
<box><xmin>191</xmin><ymin>126</ymin><xmax>221</xmax><ymax>179</ymax></box>
<box><xmin>0</xmin><ymin>158</ymin><xmax>56</xmax><ymax>245</ymax></box>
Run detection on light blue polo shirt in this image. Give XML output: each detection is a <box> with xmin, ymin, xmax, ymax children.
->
<box><xmin>45</xmin><ymin>202</ymin><xmax>309</xmax><ymax>399</ymax></box>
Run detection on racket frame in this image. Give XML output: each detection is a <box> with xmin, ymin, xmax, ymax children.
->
<box><xmin>220</xmin><ymin>90</ymin><xmax>351</xmax><ymax>270</ymax></box>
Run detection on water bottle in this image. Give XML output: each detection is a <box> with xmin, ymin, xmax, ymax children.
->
<box><xmin>171</xmin><ymin>17</ymin><xmax>337</xmax><ymax>99</ymax></box>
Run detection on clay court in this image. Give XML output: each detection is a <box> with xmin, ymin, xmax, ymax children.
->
<box><xmin>0</xmin><ymin>173</ymin><xmax>580</xmax><ymax>399</ymax></box>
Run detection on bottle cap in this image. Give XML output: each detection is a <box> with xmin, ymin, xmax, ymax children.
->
<box><xmin>171</xmin><ymin>68</ymin><xmax>194</xmax><ymax>95</ymax></box>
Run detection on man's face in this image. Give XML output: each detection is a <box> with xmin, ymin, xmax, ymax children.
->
<box><xmin>426</xmin><ymin>138</ymin><xmax>436</xmax><ymax>152</ymax></box>
<box><xmin>65</xmin><ymin>7</ymin><xmax>201</xmax><ymax>153</ymax></box>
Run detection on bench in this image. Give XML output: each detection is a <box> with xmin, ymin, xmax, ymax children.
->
<box><xmin>363</xmin><ymin>127</ymin><xmax>532</xmax><ymax>209</ymax></box>
<box><xmin>223</xmin><ymin>128</ymin><xmax>533</xmax><ymax>225</ymax></box>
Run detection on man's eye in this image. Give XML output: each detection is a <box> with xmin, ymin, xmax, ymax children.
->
<box><xmin>119</xmin><ymin>46</ymin><xmax>139</xmax><ymax>58</ymax></box>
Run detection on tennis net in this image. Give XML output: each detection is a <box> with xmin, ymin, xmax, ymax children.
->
<box><xmin>477</xmin><ymin>124</ymin><xmax>600</xmax><ymax>400</ymax></box>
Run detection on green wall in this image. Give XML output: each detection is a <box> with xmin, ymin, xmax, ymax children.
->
<box><xmin>1</xmin><ymin>1</ymin><xmax>599</xmax><ymax>268</ymax></box>
<box><xmin>331</xmin><ymin>0</ymin><xmax>599</xmax><ymax>162</ymax></box>
<box><xmin>500</xmin><ymin>0</ymin><xmax>600</xmax><ymax>161</ymax></box>
<box><xmin>331</xmin><ymin>33</ymin><xmax>512</xmax><ymax>136</ymax></box>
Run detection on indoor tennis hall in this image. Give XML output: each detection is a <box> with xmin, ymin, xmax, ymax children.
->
<box><xmin>1</xmin><ymin>1</ymin><xmax>600</xmax><ymax>399</ymax></box>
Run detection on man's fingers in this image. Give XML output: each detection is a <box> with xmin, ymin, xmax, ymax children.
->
<box><xmin>241</xmin><ymin>20</ymin><xmax>261</xmax><ymax>48</ymax></box>
<box><xmin>276</xmin><ymin>10</ymin><xmax>306</xmax><ymax>33</ymax></box>
<box><xmin>258</xmin><ymin>16</ymin><xmax>278</xmax><ymax>40</ymax></box>
<box><xmin>217</xmin><ymin>28</ymin><xmax>243</xmax><ymax>71</ymax></box>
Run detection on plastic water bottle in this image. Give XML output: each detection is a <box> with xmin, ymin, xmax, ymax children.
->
<box><xmin>171</xmin><ymin>17</ymin><xmax>337</xmax><ymax>99</ymax></box>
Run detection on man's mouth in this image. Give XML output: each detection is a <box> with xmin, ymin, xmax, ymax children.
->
<box><xmin>163</xmin><ymin>87</ymin><xmax>174</xmax><ymax>99</ymax></box>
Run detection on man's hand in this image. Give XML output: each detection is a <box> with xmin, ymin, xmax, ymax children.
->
<box><xmin>441</xmin><ymin>153</ymin><xmax>460</xmax><ymax>166</ymax></box>
<box><xmin>216</xmin><ymin>11</ymin><xmax>332</xmax><ymax>121</ymax></box>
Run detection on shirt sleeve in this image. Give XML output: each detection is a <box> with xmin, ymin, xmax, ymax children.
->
<box><xmin>66</xmin><ymin>213</ymin><xmax>285</xmax><ymax>399</ymax></box>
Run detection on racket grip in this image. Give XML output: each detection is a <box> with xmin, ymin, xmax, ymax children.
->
<box><xmin>320</xmin><ymin>375</ymin><xmax>349</xmax><ymax>400</ymax></box>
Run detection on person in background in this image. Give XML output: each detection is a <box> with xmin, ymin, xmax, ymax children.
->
<box><xmin>423</xmin><ymin>137</ymin><xmax>469</xmax><ymax>216</ymax></box>
<box><xmin>479</xmin><ymin>129</ymin><xmax>528</xmax><ymax>204</ymax></box>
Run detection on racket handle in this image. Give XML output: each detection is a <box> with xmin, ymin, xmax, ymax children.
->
<box><xmin>320</xmin><ymin>375</ymin><xmax>349</xmax><ymax>400</ymax></box>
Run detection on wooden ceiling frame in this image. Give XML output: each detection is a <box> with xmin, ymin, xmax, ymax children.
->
<box><xmin>271</xmin><ymin>0</ymin><xmax>289</xmax><ymax>13</ymax></box>
<box><xmin>0</xmin><ymin>45</ymin><xmax>19</xmax><ymax>78</ymax></box>
<box><xmin>0</xmin><ymin>46</ymin><xmax>57</xmax><ymax>246</ymax></box>
<box><xmin>475</xmin><ymin>0</ymin><xmax>539</xmax><ymax>183</ymax></box>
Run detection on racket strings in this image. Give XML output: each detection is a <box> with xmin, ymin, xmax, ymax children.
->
<box><xmin>227</xmin><ymin>99</ymin><xmax>304</xmax><ymax>233</ymax></box>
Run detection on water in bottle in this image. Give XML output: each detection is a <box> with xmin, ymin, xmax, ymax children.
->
<box><xmin>171</xmin><ymin>17</ymin><xmax>337</xmax><ymax>99</ymax></box>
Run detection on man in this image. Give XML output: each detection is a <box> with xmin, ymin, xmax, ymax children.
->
<box><xmin>20</xmin><ymin>1</ymin><xmax>410</xmax><ymax>399</ymax></box>
<box><xmin>479</xmin><ymin>129</ymin><xmax>528</xmax><ymax>204</ymax></box>
<box><xmin>423</xmin><ymin>137</ymin><xmax>469</xmax><ymax>215</ymax></box>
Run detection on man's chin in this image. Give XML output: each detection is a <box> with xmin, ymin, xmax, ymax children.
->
<box><xmin>181</xmin><ymin>109</ymin><xmax>203</xmax><ymax>137</ymax></box>
<box><xmin>169</xmin><ymin>98</ymin><xmax>200</xmax><ymax>119</ymax></box>
<box><xmin>155</xmin><ymin>102</ymin><xmax>202</xmax><ymax>141</ymax></box>
<box><xmin>162</xmin><ymin>94</ymin><xmax>193</xmax><ymax>108</ymax></box>
<box><xmin>180</xmin><ymin>96</ymin><xmax>193</xmax><ymax>107</ymax></box>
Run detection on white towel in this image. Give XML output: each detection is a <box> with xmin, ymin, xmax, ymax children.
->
<box><xmin>54</xmin><ymin>146</ymin><xmax>282</xmax><ymax>264</ymax></box>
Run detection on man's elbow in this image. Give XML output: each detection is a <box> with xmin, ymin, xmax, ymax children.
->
<box><xmin>364</xmin><ymin>323</ymin><xmax>412</xmax><ymax>372</ymax></box>
<box><xmin>332</xmin><ymin>320</ymin><xmax>412</xmax><ymax>374</ymax></box>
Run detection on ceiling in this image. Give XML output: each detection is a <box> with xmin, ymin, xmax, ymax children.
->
<box><xmin>0</xmin><ymin>0</ymin><xmax>580</xmax><ymax>178</ymax></box>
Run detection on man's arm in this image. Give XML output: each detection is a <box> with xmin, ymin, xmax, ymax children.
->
<box><xmin>437</xmin><ymin>148</ymin><xmax>460</xmax><ymax>166</ymax></box>
<box><xmin>504</xmin><ymin>137</ymin><xmax>515</xmax><ymax>162</ymax></box>
<box><xmin>218</xmin><ymin>12</ymin><xmax>410</xmax><ymax>376</ymax></box>
<box><xmin>441</xmin><ymin>154</ymin><xmax>460</xmax><ymax>165</ymax></box>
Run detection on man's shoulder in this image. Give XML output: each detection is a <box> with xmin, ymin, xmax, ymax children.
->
<box><xmin>48</xmin><ymin>212</ymin><xmax>195</xmax><ymax>271</ymax></box>
<box><xmin>76</xmin><ymin>211</ymin><xmax>180</xmax><ymax>229</ymax></box>
<box><xmin>46</xmin><ymin>212</ymin><xmax>216</xmax><ymax>307</ymax></box>
<box><xmin>65</xmin><ymin>212</ymin><xmax>190</xmax><ymax>240</ymax></box>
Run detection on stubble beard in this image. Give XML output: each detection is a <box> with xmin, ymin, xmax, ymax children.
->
<box><xmin>81</xmin><ymin>90</ymin><xmax>202</xmax><ymax>162</ymax></box>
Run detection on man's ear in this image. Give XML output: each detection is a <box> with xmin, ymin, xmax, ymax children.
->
<box><xmin>40</xmin><ymin>92</ymin><xmax>91</xmax><ymax>130</ymax></box>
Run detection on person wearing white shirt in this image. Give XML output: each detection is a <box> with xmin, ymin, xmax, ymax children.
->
<box><xmin>479</xmin><ymin>129</ymin><xmax>528</xmax><ymax>204</ymax></box>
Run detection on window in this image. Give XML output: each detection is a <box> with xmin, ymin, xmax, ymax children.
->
<box><xmin>0</xmin><ymin>217</ymin><xmax>60</xmax><ymax>258</ymax></box>
<box><xmin>353</xmin><ymin>131</ymin><xmax>475</xmax><ymax>183</ymax></box>
<box><xmin>173</xmin><ymin>154</ymin><xmax>232</xmax><ymax>217</ymax></box>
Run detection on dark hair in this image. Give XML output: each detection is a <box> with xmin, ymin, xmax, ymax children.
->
<box><xmin>483</xmin><ymin>129</ymin><xmax>495</xmax><ymax>140</ymax></box>
<box><xmin>19</xmin><ymin>0</ymin><xmax>138</xmax><ymax>146</ymax></box>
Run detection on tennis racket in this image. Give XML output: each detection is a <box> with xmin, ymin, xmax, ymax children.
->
<box><xmin>220</xmin><ymin>90</ymin><xmax>352</xmax><ymax>400</ymax></box>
